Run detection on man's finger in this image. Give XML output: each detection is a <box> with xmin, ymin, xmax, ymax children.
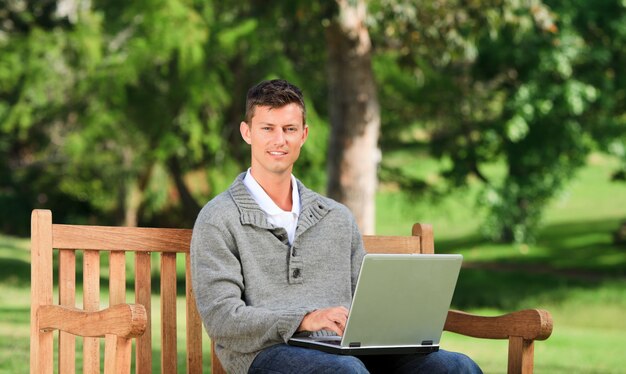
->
<box><xmin>327</xmin><ymin>321</ymin><xmax>344</xmax><ymax>336</ymax></box>
<box><xmin>333</xmin><ymin>315</ymin><xmax>347</xmax><ymax>327</ymax></box>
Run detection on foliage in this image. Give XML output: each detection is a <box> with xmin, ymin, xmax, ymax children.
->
<box><xmin>370</xmin><ymin>0</ymin><xmax>626</xmax><ymax>243</ymax></box>
<box><xmin>0</xmin><ymin>0</ymin><xmax>332</xmax><ymax>231</ymax></box>
<box><xmin>0</xmin><ymin>0</ymin><xmax>625</xmax><ymax>240</ymax></box>
<box><xmin>0</xmin><ymin>1</ymin><xmax>95</xmax><ymax>233</ymax></box>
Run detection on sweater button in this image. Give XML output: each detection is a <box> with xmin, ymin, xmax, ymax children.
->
<box><xmin>292</xmin><ymin>268</ymin><xmax>301</xmax><ymax>278</ymax></box>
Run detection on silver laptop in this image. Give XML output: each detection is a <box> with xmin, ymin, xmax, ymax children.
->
<box><xmin>288</xmin><ymin>253</ymin><xmax>462</xmax><ymax>355</ymax></box>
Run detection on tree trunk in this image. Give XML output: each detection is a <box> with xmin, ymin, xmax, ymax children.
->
<box><xmin>116</xmin><ymin>147</ymin><xmax>146</xmax><ymax>227</ymax></box>
<box><xmin>167</xmin><ymin>157</ymin><xmax>202</xmax><ymax>227</ymax></box>
<box><xmin>325</xmin><ymin>0</ymin><xmax>381</xmax><ymax>234</ymax></box>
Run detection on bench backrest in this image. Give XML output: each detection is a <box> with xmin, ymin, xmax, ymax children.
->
<box><xmin>30</xmin><ymin>209</ymin><xmax>434</xmax><ymax>374</ymax></box>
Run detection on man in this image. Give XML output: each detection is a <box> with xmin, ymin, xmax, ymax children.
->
<box><xmin>191</xmin><ymin>79</ymin><xmax>482</xmax><ymax>373</ymax></box>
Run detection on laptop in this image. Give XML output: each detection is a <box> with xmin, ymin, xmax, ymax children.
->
<box><xmin>288</xmin><ymin>253</ymin><xmax>462</xmax><ymax>355</ymax></box>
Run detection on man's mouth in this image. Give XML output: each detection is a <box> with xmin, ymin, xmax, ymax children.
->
<box><xmin>268</xmin><ymin>151</ymin><xmax>287</xmax><ymax>156</ymax></box>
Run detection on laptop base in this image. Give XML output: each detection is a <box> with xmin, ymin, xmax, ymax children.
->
<box><xmin>287</xmin><ymin>338</ymin><xmax>439</xmax><ymax>356</ymax></box>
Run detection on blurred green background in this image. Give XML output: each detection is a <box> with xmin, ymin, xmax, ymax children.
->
<box><xmin>1</xmin><ymin>1</ymin><xmax>625</xmax><ymax>373</ymax></box>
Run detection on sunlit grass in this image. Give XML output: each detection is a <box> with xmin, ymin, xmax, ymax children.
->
<box><xmin>376</xmin><ymin>152</ymin><xmax>626</xmax><ymax>373</ymax></box>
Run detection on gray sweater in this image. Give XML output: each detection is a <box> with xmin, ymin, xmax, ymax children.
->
<box><xmin>190</xmin><ymin>173</ymin><xmax>366</xmax><ymax>373</ymax></box>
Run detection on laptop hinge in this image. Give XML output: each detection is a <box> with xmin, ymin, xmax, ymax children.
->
<box><xmin>349</xmin><ymin>342</ymin><xmax>361</xmax><ymax>348</ymax></box>
<box><xmin>421</xmin><ymin>340</ymin><xmax>433</xmax><ymax>346</ymax></box>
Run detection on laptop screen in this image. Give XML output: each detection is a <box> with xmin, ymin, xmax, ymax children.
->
<box><xmin>341</xmin><ymin>254</ymin><xmax>462</xmax><ymax>348</ymax></box>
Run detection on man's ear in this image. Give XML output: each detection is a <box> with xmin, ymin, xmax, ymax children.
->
<box><xmin>301</xmin><ymin>124</ymin><xmax>309</xmax><ymax>146</ymax></box>
<box><xmin>240</xmin><ymin>121</ymin><xmax>252</xmax><ymax>145</ymax></box>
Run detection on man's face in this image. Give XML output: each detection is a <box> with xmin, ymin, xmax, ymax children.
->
<box><xmin>240</xmin><ymin>103</ymin><xmax>308</xmax><ymax>180</ymax></box>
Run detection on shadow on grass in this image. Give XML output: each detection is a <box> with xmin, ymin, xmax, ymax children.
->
<box><xmin>535</xmin><ymin>219</ymin><xmax>626</xmax><ymax>275</ymax></box>
<box><xmin>0</xmin><ymin>306</ymin><xmax>30</xmax><ymax>324</ymax></box>
<box><xmin>0</xmin><ymin>257</ymin><xmax>30</xmax><ymax>287</ymax></box>
<box><xmin>438</xmin><ymin>218</ymin><xmax>626</xmax><ymax>310</ymax></box>
<box><xmin>0</xmin><ymin>236</ymin><xmax>30</xmax><ymax>287</ymax></box>
<box><xmin>451</xmin><ymin>267</ymin><xmax>596</xmax><ymax>310</ymax></box>
<box><xmin>439</xmin><ymin>218</ymin><xmax>626</xmax><ymax>274</ymax></box>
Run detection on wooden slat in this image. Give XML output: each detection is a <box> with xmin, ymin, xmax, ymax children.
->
<box><xmin>53</xmin><ymin>224</ymin><xmax>191</xmax><ymax>253</ymax></box>
<box><xmin>30</xmin><ymin>210</ymin><xmax>54</xmax><ymax>374</ymax></box>
<box><xmin>59</xmin><ymin>249</ymin><xmax>76</xmax><ymax>374</ymax></box>
<box><xmin>135</xmin><ymin>252</ymin><xmax>152</xmax><ymax>374</ymax></box>
<box><xmin>109</xmin><ymin>252</ymin><xmax>126</xmax><ymax>304</ymax></box>
<box><xmin>37</xmin><ymin>304</ymin><xmax>147</xmax><ymax>337</ymax></box>
<box><xmin>186</xmin><ymin>253</ymin><xmax>202</xmax><ymax>373</ymax></box>
<box><xmin>508</xmin><ymin>336</ymin><xmax>535</xmax><ymax>374</ymax></box>
<box><xmin>83</xmin><ymin>250</ymin><xmax>100</xmax><ymax>374</ymax></box>
<box><xmin>105</xmin><ymin>251</ymin><xmax>127</xmax><ymax>374</ymax></box>
<box><xmin>161</xmin><ymin>253</ymin><xmax>178</xmax><ymax>374</ymax></box>
<box><xmin>412</xmin><ymin>223</ymin><xmax>434</xmax><ymax>254</ymax></box>
<box><xmin>362</xmin><ymin>235</ymin><xmax>421</xmax><ymax>254</ymax></box>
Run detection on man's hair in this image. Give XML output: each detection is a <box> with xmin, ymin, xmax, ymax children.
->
<box><xmin>244</xmin><ymin>79</ymin><xmax>306</xmax><ymax>125</ymax></box>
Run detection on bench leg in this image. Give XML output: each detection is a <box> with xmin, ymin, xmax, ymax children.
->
<box><xmin>508</xmin><ymin>336</ymin><xmax>534</xmax><ymax>374</ymax></box>
<box><xmin>211</xmin><ymin>341</ymin><xmax>228</xmax><ymax>374</ymax></box>
<box><xmin>103</xmin><ymin>335</ymin><xmax>133</xmax><ymax>374</ymax></box>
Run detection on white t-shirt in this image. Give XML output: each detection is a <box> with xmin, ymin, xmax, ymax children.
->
<box><xmin>243</xmin><ymin>169</ymin><xmax>300</xmax><ymax>245</ymax></box>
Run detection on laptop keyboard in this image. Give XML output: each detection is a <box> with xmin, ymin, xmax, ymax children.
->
<box><xmin>308</xmin><ymin>330</ymin><xmax>341</xmax><ymax>345</ymax></box>
<box><xmin>309</xmin><ymin>330</ymin><xmax>339</xmax><ymax>338</ymax></box>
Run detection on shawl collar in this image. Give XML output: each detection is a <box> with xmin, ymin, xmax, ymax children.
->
<box><xmin>228</xmin><ymin>173</ymin><xmax>333</xmax><ymax>239</ymax></box>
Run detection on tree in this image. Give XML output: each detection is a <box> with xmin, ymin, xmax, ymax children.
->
<box><xmin>3</xmin><ymin>0</ymin><xmax>623</xmax><ymax>241</ymax></box>
<box><xmin>325</xmin><ymin>0</ymin><xmax>380</xmax><ymax>234</ymax></box>
<box><xmin>0</xmin><ymin>0</ymin><xmax>336</xmax><ymax>232</ymax></box>
<box><xmin>370</xmin><ymin>0</ymin><xmax>617</xmax><ymax>243</ymax></box>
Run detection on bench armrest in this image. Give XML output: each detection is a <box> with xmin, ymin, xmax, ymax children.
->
<box><xmin>444</xmin><ymin>309</ymin><xmax>553</xmax><ymax>341</ymax></box>
<box><xmin>37</xmin><ymin>303</ymin><xmax>147</xmax><ymax>338</ymax></box>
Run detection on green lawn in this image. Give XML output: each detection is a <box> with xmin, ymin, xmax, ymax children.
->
<box><xmin>1</xmin><ymin>153</ymin><xmax>625</xmax><ymax>373</ymax></box>
<box><xmin>0</xmin><ymin>235</ymin><xmax>32</xmax><ymax>373</ymax></box>
<box><xmin>376</xmin><ymin>152</ymin><xmax>626</xmax><ymax>373</ymax></box>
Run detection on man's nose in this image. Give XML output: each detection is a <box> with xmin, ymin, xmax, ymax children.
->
<box><xmin>272</xmin><ymin>129</ymin><xmax>286</xmax><ymax>145</ymax></box>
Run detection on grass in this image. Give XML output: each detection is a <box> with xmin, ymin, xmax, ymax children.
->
<box><xmin>0</xmin><ymin>235</ymin><xmax>31</xmax><ymax>374</ymax></box>
<box><xmin>376</xmin><ymin>152</ymin><xmax>626</xmax><ymax>373</ymax></box>
<box><xmin>1</xmin><ymin>153</ymin><xmax>625</xmax><ymax>373</ymax></box>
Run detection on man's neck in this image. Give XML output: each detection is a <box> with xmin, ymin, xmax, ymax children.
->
<box><xmin>249</xmin><ymin>169</ymin><xmax>293</xmax><ymax>211</ymax></box>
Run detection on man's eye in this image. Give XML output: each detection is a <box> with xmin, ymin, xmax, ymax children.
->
<box><xmin>262</xmin><ymin>127</ymin><xmax>271</xmax><ymax>131</ymax></box>
<box><xmin>286</xmin><ymin>127</ymin><xmax>297</xmax><ymax>132</ymax></box>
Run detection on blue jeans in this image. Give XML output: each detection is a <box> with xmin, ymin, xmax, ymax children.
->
<box><xmin>248</xmin><ymin>344</ymin><xmax>483</xmax><ymax>374</ymax></box>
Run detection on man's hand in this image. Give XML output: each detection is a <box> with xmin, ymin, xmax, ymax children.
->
<box><xmin>297</xmin><ymin>306</ymin><xmax>349</xmax><ymax>336</ymax></box>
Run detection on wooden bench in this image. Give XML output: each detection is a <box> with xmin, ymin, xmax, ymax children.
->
<box><xmin>30</xmin><ymin>209</ymin><xmax>553</xmax><ymax>373</ymax></box>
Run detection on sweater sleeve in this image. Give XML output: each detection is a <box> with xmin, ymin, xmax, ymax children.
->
<box><xmin>350</xmin><ymin>216</ymin><xmax>367</xmax><ymax>295</ymax></box>
<box><xmin>190</xmin><ymin>221</ymin><xmax>309</xmax><ymax>354</ymax></box>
